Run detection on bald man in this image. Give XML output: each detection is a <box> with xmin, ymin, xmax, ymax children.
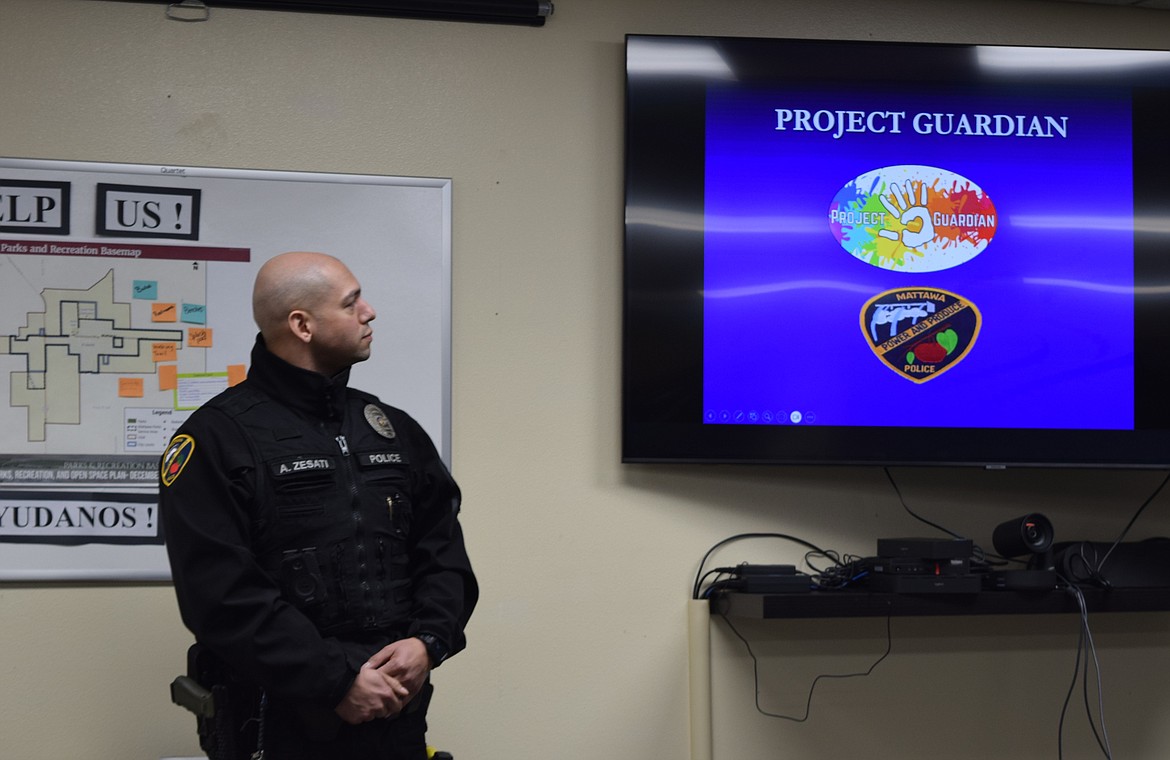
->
<box><xmin>160</xmin><ymin>252</ymin><xmax>477</xmax><ymax>760</ymax></box>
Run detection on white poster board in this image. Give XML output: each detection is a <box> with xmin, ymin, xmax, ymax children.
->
<box><xmin>0</xmin><ymin>157</ymin><xmax>452</xmax><ymax>581</ymax></box>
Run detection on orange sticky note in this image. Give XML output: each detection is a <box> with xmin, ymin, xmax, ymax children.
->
<box><xmin>187</xmin><ymin>327</ymin><xmax>213</xmax><ymax>348</ymax></box>
<box><xmin>158</xmin><ymin>364</ymin><xmax>178</xmax><ymax>391</ymax></box>
<box><xmin>152</xmin><ymin>303</ymin><xmax>178</xmax><ymax>322</ymax></box>
<box><xmin>152</xmin><ymin>342</ymin><xmax>178</xmax><ymax>362</ymax></box>
<box><xmin>119</xmin><ymin>377</ymin><xmax>144</xmax><ymax>398</ymax></box>
<box><xmin>227</xmin><ymin>364</ymin><xmax>247</xmax><ymax>387</ymax></box>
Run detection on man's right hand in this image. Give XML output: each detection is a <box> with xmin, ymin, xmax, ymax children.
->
<box><xmin>334</xmin><ymin>662</ymin><xmax>411</xmax><ymax>724</ymax></box>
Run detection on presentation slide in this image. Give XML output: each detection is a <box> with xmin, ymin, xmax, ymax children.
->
<box><xmin>702</xmin><ymin>85</ymin><xmax>1135</xmax><ymax>430</ymax></box>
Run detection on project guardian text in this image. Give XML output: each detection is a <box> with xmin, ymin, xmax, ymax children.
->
<box><xmin>774</xmin><ymin>108</ymin><xmax>1069</xmax><ymax>139</ymax></box>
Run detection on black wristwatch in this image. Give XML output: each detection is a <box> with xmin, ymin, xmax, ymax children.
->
<box><xmin>415</xmin><ymin>632</ymin><xmax>449</xmax><ymax>668</ymax></box>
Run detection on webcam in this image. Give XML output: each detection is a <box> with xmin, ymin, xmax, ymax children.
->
<box><xmin>992</xmin><ymin>513</ymin><xmax>1054</xmax><ymax>559</ymax></box>
<box><xmin>987</xmin><ymin>513</ymin><xmax>1058</xmax><ymax>591</ymax></box>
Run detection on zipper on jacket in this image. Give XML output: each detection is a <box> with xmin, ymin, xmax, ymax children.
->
<box><xmin>337</xmin><ymin>434</ymin><xmax>376</xmax><ymax>627</ymax></box>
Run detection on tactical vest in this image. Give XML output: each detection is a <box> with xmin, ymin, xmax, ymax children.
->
<box><xmin>213</xmin><ymin>386</ymin><xmax>415</xmax><ymax>637</ymax></box>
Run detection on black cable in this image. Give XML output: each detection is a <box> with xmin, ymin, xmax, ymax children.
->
<box><xmin>693</xmin><ymin>533</ymin><xmax>840</xmax><ymax>600</ymax></box>
<box><xmin>1096</xmin><ymin>470</ymin><xmax>1170</xmax><ymax>574</ymax></box>
<box><xmin>802</xmin><ymin>549</ymin><xmax>842</xmax><ymax>577</ymax></box>
<box><xmin>696</xmin><ymin>567</ymin><xmax>736</xmax><ymax>596</ymax></box>
<box><xmin>1057</xmin><ymin>590</ymin><xmax>1084</xmax><ymax>760</ymax></box>
<box><xmin>1058</xmin><ymin>471</ymin><xmax>1170</xmax><ymax>589</ymax></box>
<box><xmin>883</xmin><ymin>467</ymin><xmax>965</xmax><ymax>539</ymax></box>
<box><xmin>1058</xmin><ymin>581</ymin><xmax>1113</xmax><ymax>760</ymax></box>
<box><xmin>1081</xmin><ymin>647</ymin><xmax>1111</xmax><ymax>760</ymax></box>
<box><xmin>811</xmin><ymin>554</ymin><xmax>869</xmax><ymax>591</ymax></box>
<box><xmin>1064</xmin><ymin>543</ymin><xmax>1107</xmax><ymax>587</ymax></box>
<box><xmin>700</xmin><ymin>570</ymin><xmax>742</xmax><ymax>599</ymax></box>
<box><xmin>1080</xmin><ymin>594</ymin><xmax>1112</xmax><ymax>759</ymax></box>
<box><xmin>718</xmin><ymin>609</ymin><xmax>892</xmax><ymax>723</ymax></box>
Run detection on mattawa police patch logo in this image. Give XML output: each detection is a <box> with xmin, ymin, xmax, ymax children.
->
<box><xmin>363</xmin><ymin>404</ymin><xmax>396</xmax><ymax>439</ymax></box>
<box><xmin>860</xmin><ymin>287</ymin><xmax>982</xmax><ymax>383</ymax></box>
<box><xmin>160</xmin><ymin>434</ymin><xmax>196</xmax><ymax>487</ymax></box>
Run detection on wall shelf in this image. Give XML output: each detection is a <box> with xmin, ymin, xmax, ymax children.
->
<box><xmin>709</xmin><ymin>586</ymin><xmax>1170</xmax><ymax>620</ymax></box>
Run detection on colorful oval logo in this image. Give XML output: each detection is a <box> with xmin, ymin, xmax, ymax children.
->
<box><xmin>829</xmin><ymin>165</ymin><xmax>997</xmax><ymax>273</ymax></box>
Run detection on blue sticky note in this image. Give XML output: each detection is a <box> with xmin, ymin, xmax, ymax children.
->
<box><xmin>181</xmin><ymin>303</ymin><xmax>207</xmax><ymax>325</ymax></box>
<box><xmin>133</xmin><ymin>280</ymin><xmax>158</xmax><ymax>299</ymax></box>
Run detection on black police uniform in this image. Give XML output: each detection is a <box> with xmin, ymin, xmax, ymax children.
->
<box><xmin>160</xmin><ymin>335</ymin><xmax>477</xmax><ymax>760</ymax></box>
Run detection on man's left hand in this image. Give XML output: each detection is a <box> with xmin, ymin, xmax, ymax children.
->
<box><xmin>366</xmin><ymin>637</ymin><xmax>430</xmax><ymax>698</ymax></box>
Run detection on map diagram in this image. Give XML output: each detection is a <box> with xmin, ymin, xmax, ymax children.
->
<box><xmin>2</xmin><ymin>270</ymin><xmax>183</xmax><ymax>442</ymax></box>
<box><xmin>0</xmin><ymin>256</ymin><xmax>213</xmax><ymax>455</ymax></box>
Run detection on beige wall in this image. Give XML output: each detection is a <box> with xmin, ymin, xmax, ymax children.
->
<box><xmin>4</xmin><ymin>0</ymin><xmax>1170</xmax><ymax>758</ymax></box>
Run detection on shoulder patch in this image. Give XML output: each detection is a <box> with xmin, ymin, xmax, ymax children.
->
<box><xmin>161</xmin><ymin>434</ymin><xmax>196</xmax><ymax>487</ymax></box>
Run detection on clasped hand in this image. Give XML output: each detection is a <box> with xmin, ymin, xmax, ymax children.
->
<box><xmin>334</xmin><ymin>637</ymin><xmax>431</xmax><ymax>724</ymax></box>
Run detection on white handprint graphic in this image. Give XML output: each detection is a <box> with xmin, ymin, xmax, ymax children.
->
<box><xmin>877</xmin><ymin>181</ymin><xmax>935</xmax><ymax>249</ymax></box>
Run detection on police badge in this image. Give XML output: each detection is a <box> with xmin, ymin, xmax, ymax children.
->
<box><xmin>860</xmin><ymin>287</ymin><xmax>982</xmax><ymax>383</ymax></box>
<box><xmin>363</xmin><ymin>403</ymin><xmax>396</xmax><ymax>439</ymax></box>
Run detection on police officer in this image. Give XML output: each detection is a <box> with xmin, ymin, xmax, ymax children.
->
<box><xmin>160</xmin><ymin>251</ymin><xmax>477</xmax><ymax>760</ymax></box>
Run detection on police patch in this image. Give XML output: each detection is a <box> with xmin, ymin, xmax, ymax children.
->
<box><xmin>160</xmin><ymin>434</ymin><xmax>196</xmax><ymax>487</ymax></box>
<box><xmin>364</xmin><ymin>404</ymin><xmax>396</xmax><ymax>439</ymax></box>
<box><xmin>860</xmin><ymin>287</ymin><xmax>982</xmax><ymax>383</ymax></box>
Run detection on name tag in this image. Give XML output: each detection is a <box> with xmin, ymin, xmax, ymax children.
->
<box><xmin>272</xmin><ymin>457</ymin><xmax>335</xmax><ymax>476</ymax></box>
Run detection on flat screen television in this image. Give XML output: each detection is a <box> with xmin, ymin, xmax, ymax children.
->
<box><xmin>623</xmin><ymin>34</ymin><xmax>1170</xmax><ymax>468</ymax></box>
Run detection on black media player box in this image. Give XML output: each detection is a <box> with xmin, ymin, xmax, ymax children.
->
<box><xmin>738</xmin><ymin>564</ymin><xmax>812</xmax><ymax>594</ymax></box>
<box><xmin>876</xmin><ymin>537</ymin><xmax>974</xmax><ymax>560</ymax></box>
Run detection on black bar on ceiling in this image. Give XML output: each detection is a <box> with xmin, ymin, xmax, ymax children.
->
<box><xmin>118</xmin><ymin>0</ymin><xmax>553</xmax><ymax>26</ymax></box>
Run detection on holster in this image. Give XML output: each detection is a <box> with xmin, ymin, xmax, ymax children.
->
<box><xmin>176</xmin><ymin>644</ymin><xmax>262</xmax><ymax>760</ymax></box>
